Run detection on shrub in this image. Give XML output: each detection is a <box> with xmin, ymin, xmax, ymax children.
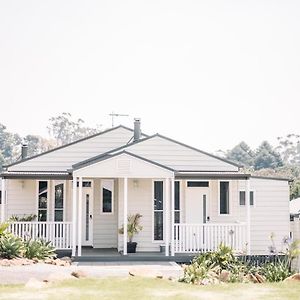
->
<box><xmin>0</xmin><ymin>234</ymin><xmax>24</xmax><ymax>259</ymax></box>
<box><xmin>9</xmin><ymin>214</ymin><xmax>37</xmax><ymax>222</ymax></box>
<box><xmin>260</xmin><ymin>258</ymin><xmax>292</xmax><ymax>282</ymax></box>
<box><xmin>24</xmin><ymin>239</ymin><xmax>56</xmax><ymax>260</ymax></box>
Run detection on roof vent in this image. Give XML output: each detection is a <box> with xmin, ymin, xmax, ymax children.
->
<box><xmin>21</xmin><ymin>144</ymin><xmax>28</xmax><ymax>160</ymax></box>
<box><xmin>133</xmin><ymin>118</ymin><xmax>141</xmax><ymax>142</ymax></box>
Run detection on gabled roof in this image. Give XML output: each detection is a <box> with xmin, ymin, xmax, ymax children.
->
<box><xmin>73</xmin><ymin>150</ymin><xmax>175</xmax><ymax>172</ymax></box>
<box><xmin>6</xmin><ymin>126</ymin><xmax>147</xmax><ymax>171</ymax></box>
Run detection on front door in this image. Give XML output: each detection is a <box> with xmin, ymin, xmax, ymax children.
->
<box><xmin>185</xmin><ymin>182</ymin><xmax>209</xmax><ymax>224</ymax></box>
<box><xmin>82</xmin><ymin>184</ymin><xmax>93</xmax><ymax>246</ymax></box>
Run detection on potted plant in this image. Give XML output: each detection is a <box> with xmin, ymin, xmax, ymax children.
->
<box><xmin>119</xmin><ymin>213</ymin><xmax>143</xmax><ymax>253</ymax></box>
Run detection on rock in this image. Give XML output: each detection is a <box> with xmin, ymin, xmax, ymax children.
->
<box><xmin>54</xmin><ymin>259</ymin><xmax>70</xmax><ymax>267</ymax></box>
<box><xmin>44</xmin><ymin>258</ymin><xmax>54</xmax><ymax>265</ymax></box>
<box><xmin>284</xmin><ymin>273</ymin><xmax>300</xmax><ymax>282</ymax></box>
<box><xmin>219</xmin><ymin>270</ymin><xmax>230</xmax><ymax>282</ymax></box>
<box><xmin>129</xmin><ymin>268</ymin><xmax>163</xmax><ymax>279</ymax></box>
<box><xmin>44</xmin><ymin>272</ymin><xmax>75</xmax><ymax>283</ymax></box>
<box><xmin>32</xmin><ymin>258</ymin><xmax>39</xmax><ymax>264</ymax></box>
<box><xmin>0</xmin><ymin>259</ymin><xmax>11</xmax><ymax>267</ymax></box>
<box><xmin>25</xmin><ymin>278</ymin><xmax>46</xmax><ymax>289</ymax></box>
<box><xmin>71</xmin><ymin>270</ymin><xmax>87</xmax><ymax>278</ymax></box>
<box><xmin>60</xmin><ymin>256</ymin><xmax>72</xmax><ymax>264</ymax></box>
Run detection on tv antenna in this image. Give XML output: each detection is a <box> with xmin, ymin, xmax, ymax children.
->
<box><xmin>109</xmin><ymin>112</ymin><xmax>129</xmax><ymax>127</ymax></box>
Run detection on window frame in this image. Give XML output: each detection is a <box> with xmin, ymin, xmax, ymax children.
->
<box><xmin>218</xmin><ymin>181</ymin><xmax>231</xmax><ymax>216</ymax></box>
<box><xmin>52</xmin><ymin>180</ymin><xmax>66</xmax><ymax>222</ymax></box>
<box><xmin>36</xmin><ymin>180</ymin><xmax>50</xmax><ymax>222</ymax></box>
<box><xmin>100</xmin><ymin>179</ymin><xmax>114</xmax><ymax>215</ymax></box>
<box><xmin>239</xmin><ymin>190</ymin><xmax>255</xmax><ymax>207</ymax></box>
<box><xmin>152</xmin><ymin>180</ymin><xmax>164</xmax><ymax>243</ymax></box>
<box><xmin>174</xmin><ymin>180</ymin><xmax>181</xmax><ymax>224</ymax></box>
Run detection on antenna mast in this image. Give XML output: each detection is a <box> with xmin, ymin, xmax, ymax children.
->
<box><xmin>109</xmin><ymin>112</ymin><xmax>129</xmax><ymax>127</ymax></box>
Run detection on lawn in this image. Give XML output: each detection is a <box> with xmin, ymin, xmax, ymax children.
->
<box><xmin>0</xmin><ymin>277</ymin><xmax>300</xmax><ymax>300</ymax></box>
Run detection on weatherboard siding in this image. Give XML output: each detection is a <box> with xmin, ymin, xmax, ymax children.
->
<box><xmin>9</xmin><ymin>127</ymin><xmax>135</xmax><ymax>172</ymax></box>
<box><xmin>119</xmin><ymin>136</ymin><xmax>238</xmax><ymax>172</ymax></box>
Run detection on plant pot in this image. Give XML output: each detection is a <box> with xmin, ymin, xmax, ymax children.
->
<box><xmin>127</xmin><ymin>242</ymin><xmax>137</xmax><ymax>253</ymax></box>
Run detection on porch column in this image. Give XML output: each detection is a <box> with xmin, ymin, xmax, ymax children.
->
<box><xmin>72</xmin><ymin>177</ymin><xmax>77</xmax><ymax>257</ymax></box>
<box><xmin>245</xmin><ymin>179</ymin><xmax>251</xmax><ymax>255</ymax></box>
<box><xmin>123</xmin><ymin>177</ymin><xmax>128</xmax><ymax>255</ymax></box>
<box><xmin>165</xmin><ymin>178</ymin><xmax>170</xmax><ymax>256</ymax></box>
<box><xmin>1</xmin><ymin>179</ymin><xmax>6</xmax><ymax>222</ymax></box>
<box><xmin>170</xmin><ymin>177</ymin><xmax>175</xmax><ymax>256</ymax></box>
<box><xmin>78</xmin><ymin>177</ymin><xmax>83</xmax><ymax>256</ymax></box>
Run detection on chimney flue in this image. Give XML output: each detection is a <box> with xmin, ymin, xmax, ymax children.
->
<box><xmin>21</xmin><ymin>144</ymin><xmax>28</xmax><ymax>160</ymax></box>
<box><xmin>133</xmin><ymin>118</ymin><xmax>141</xmax><ymax>142</ymax></box>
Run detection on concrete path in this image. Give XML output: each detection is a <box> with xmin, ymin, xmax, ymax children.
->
<box><xmin>0</xmin><ymin>261</ymin><xmax>183</xmax><ymax>284</ymax></box>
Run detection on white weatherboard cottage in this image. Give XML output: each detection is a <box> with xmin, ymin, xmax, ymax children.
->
<box><xmin>0</xmin><ymin>120</ymin><xmax>290</xmax><ymax>257</ymax></box>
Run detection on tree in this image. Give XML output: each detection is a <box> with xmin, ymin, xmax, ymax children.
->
<box><xmin>47</xmin><ymin>112</ymin><xmax>101</xmax><ymax>145</ymax></box>
<box><xmin>276</xmin><ymin>134</ymin><xmax>300</xmax><ymax>166</ymax></box>
<box><xmin>226</xmin><ymin>141</ymin><xmax>255</xmax><ymax>167</ymax></box>
<box><xmin>0</xmin><ymin>124</ymin><xmax>22</xmax><ymax>169</ymax></box>
<box><xmin>254</xmin><ymin>141</ymin><xmax>283</xmax><ymax>170</ymax></box>
<box><xmin>23</xmin><ymin>135</ymin><xmax>56</xmax><ymax>158</ymax></box>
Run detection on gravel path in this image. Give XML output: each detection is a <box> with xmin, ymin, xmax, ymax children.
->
<box><xmin>0</xmin><ymin>261</ymin><xmax>183</xmax><ymax>284</ymax></box>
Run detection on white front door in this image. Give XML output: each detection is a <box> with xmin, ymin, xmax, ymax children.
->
<box><xmin>185</xmin><ymin>184</ymin><xmax>209</xmax><ymax>224</ymax></box>
<box><xmin>82</xmin><ymin>186</ymin><xmax>93</xmax><ymax>246</ymax></box>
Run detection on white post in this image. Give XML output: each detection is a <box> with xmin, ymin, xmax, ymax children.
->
<box><xmin>245</xmin><ymin>179</ymin><xmax>251</xmax><ymax>255</ymax></box>
<box><xmin>170</xmin><ymin>177</ymin><xmax>175</xmax><ymax>256</ymax></box>
<box><xmin>123</xmin><ymin>177</ymin><xmax>128</xmax><ymax>255</ymax></box>
<box><xmin>78</xmin><ymin>177</ymin><xmax>83</xmax><ymax>256</ymax></box>
<box><xmin>72</xmin><ymin>177</ymin><xmax>77</xmax><ymax>256</ymax></box>
<box><xmin>165</xmin><ymin>178</ymin><xmax>170</xmax><ymax>256</ymax></box>
<box><xmin>1</xmin><ymin>179</ymin><xmax>6</xmax><ymax>223</ymax></box>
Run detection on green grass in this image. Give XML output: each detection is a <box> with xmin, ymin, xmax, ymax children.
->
<box><xmin>0</xmin><ymin>277</ymin><xmax>300</xmax><ymax>300</ymax></box>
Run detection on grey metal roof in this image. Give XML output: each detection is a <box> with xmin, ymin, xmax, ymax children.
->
<box><xmin>175</xmin><ymin>171</ymin><xmax>251</xmax><ymax>180</ymax></box>
<box><xmin>1</xmin><ymin>171</ymin><xmax>72</xmax><ymax>180</ymax></box>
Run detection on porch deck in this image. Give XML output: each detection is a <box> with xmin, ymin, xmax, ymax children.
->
<box><xmin>73</xmin><ymin>247</ymin><xmax>196</xmax><ymax>263</ymax></box>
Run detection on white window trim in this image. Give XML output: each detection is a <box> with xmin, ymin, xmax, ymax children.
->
<box><xmin>52</xmin><ymin>180</ymin><xmax>66</xmax><ymax>222</ymax></box>
<box><xmin>36</xmin><ymin>180</ymin><xmax>50</xmax><ymax>222</ymax></box>
<box><xmin>100</xmin><ymin>179</ymin><xmax>114</xmax><ymax>215</ymax></box>
<box><xmin>218</xmin><ymin>180</ymin><xmax>232</xmax><ymax>216</ymax></box>
<box><xmin>239</xmin><ymin>189</ymin><xmax>256</xmax><ymax>208</ymax></box>
<box><xmin>152</xmin><ymin>179</ymin><xmax>165</xmax><ymax>243</ymax></box>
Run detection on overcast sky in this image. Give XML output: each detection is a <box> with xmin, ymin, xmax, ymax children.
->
<box><xmin>0</xmin><ymin>0</ymin><xmax>299</xmax><ymax>153</ymax></box>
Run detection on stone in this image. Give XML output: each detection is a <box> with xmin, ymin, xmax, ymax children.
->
<box><xmin>284</xmin><ymin>273</ymin><xmax>300</xmax><ymax>282</ymax></box>
<box><xmin>25</xmin><ymin>278</ymin><xmax>46</xmax><ymax>289</ymax></box>
<box><xmin>219</xmin><ymin>270</ymin><xmax>230</xmax><ymax>282</ymax></box>
<box><xmin>71</xmin><ymin>270</ymin><xmax>87</xmax><ymax>278</ymax></box>
<box><xmin>44</xmin><ymin>258</ymin><xmax>54</xmax><ymax>265</ymax></box>
<box><xmin>129</xmin><ymin>268</ymin><xmax>163</xmax><ymax>279</ymax></box>
<box><xmin>60</xmin><ymin>256</ymin><xmax>72</xmax><ymax>264</ymax></box>
<box><xmin>0</xmin><ymin>259</ymin><xmax>11</xmax><ymax>267</ymax></box>
<box><xmin>44</xmin><ymin>272</ymin><xmax>75</xmax><ymax>283</ymax></box>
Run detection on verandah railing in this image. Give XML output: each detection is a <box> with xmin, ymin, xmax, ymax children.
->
<box><xmin>7</xmin><ymin>222</ymin><xmax>73</xmax><ymax>250</ymax></box>
<box><xmin>174</xmin><ymin>223</ymin><xmax>247</xmax><ymax>253</ymax></box>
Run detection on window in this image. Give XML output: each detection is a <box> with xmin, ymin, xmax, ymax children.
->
<box><xmin>101</xmin><ymin>180</ymin><xmax>113</xmax><ymax>213</ymax></box>
<box><xmin>174</xmin><ymin>181</ymin><xmax>180</xmax><ymax>223</ymax></box>
<box><xmin>77</xmin><ymin>181</ymin><xmax>92</xmax><ymax>187</ymax></box>
<box><xmin>154</xmin><ymin>181</ymin><xmax>163</xmax><ymax>241</ymax></box>
<box><xmin>54</xmin><ymin>183</ymin><xmax>64</xmax><ymax>221</ymax></box>
<box><xmin>239</xmin><ymin>191</ymin><xmax>254</xmax><ymax>206</ymax></box>
<box><xmin>187</xmin><ymin>181</ymin><xmax>209</xmax><ymax>187</ymax></box>
<box><xmin>219</xmin><ymin>181</ymin><xmax>229</xmax><ymax>214</ymax></box>
<box><xmin>38</xmin><ymin>181</ymin><xmax>48</xmax><ymax>221</ymax></box>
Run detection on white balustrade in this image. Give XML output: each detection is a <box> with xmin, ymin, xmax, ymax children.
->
<box><xmin>173</xmin><ymin>223</ymin><xmax>247</xmax><ymax>254</ymax></box>
<box><xmin>7</xmin><ymin>222</ymin><xmax>72</xmax><ymax>250</ymax></box>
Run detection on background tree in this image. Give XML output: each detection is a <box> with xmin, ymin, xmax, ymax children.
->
<box><xmin>254</xmin><ymin>141</ymin><xmax>283</xmax><ymax>170</ymax></box>
<box><xmin>226</xmin><ymin>141</ymin><xmax>255</xmax><ymax>167</ymax></box>
<box><xmin>47</xmin><ymin>112</ymin><xmax>102</xmax><ymax>145</ymax></box>
<box><xmin>23</xmin><ymin>135</ymin><xmax>57</xmax><ymax>158</ymax></box>
<box><xmin>276</xmin><ymin>134</ymin><xmax>300</xmax><ymax>166</ymax></box>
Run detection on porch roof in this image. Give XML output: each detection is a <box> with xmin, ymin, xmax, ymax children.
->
<box><xmin>0</xmin><ymin>171</ymin><xmax>72</xmax><ymax>180</ymax></box>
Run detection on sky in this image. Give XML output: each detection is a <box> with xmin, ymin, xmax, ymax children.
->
<box><xmin>0</xmin><ymin>0</ymin><xmax>299</xmax><ymax>153</ymax></box>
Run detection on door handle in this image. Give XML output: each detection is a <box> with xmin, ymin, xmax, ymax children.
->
<box><xmin>89</xmin><ymin>215</ymin><xmax>93</xmax><ymax>220</ymax></box>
